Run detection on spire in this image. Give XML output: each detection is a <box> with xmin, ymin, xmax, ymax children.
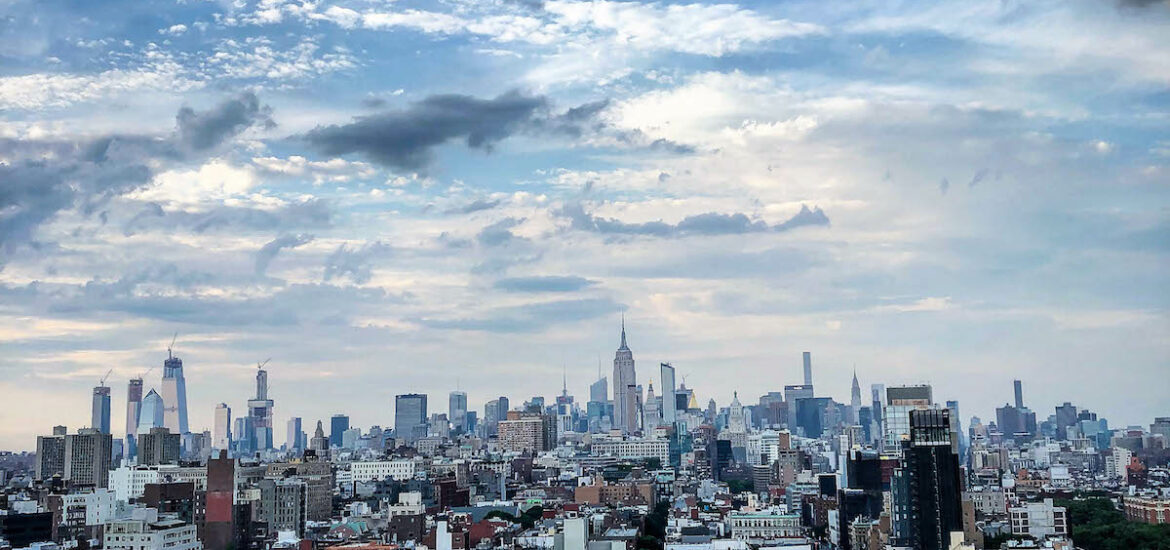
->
<box><xmin>619</xmin><ymin>312</ymin><xmax>628</xmax><ymax>350</ymax></box>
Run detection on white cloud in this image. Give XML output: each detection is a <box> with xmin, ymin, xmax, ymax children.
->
<box><xmin>130</xmin><ymin>160</ymin><xmax>258</xmax><ymax>207</ymax></box>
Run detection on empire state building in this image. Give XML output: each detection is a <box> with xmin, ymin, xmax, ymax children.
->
<box><xmin>612</xmin><ymin>318</ymin><xmax>638</xmax><ymax>434</ymax></box>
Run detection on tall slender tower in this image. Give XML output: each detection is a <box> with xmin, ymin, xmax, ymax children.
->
<box><xmin>125</xmin><ymin>378</ymin><xmax>143</xmax><ymax>457</ymax></box>
<box><xmin>91</xmin><ymin>384</ymin><xmax>111</xmax><ymax>434</ymax></box>
<box><xmin>850</xmin><ymin>370</ymin><xmax>862</xmax><ymax>424</ymax></box>
<box><xmin>802</xmin><ymin>351</ymin><xmax>813</xmax><ymax>387</ymax></box>
<box><xmin>659</xmin><ymin>363</ymin><xmax>677</xmax><ymax>425</ymax></box>
<box><xmin>214</xmin><ymin>403</ymin><xmax>232</xmax><ymax>450</ymax></box>
<box><xmin>161</xmin><ymin>343</ymin><xmax>189</xmax><ymax>435</ymax></box>
<box><xmin>612</xmin><ymin>316</ymin><xmax>637</xmax><ymax>434</ymax></box>
<box><xmin>248</xmin><ymin>362</ymin><xmax>274</xmax><ymax>451</ymax></box>
<box><xmin>1013</xmin><ymin>379</ymin><xmax>1024</xmax><ymax>409</ymax></box>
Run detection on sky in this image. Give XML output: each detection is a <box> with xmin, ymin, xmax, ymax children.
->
<box><xmin>1</xmin><ymin>0</ymin><xmax>1168</xmax><ymax>450</ymax></box>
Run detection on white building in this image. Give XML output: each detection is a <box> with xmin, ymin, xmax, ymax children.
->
<box><xmin>728</xmin><ymin>510</ymin><xmax>801</xmax><ymax>543</ymax></box>
<box><xmin>591</xmin><ymin>438</ymin><xmax>669</xmax><ymax>465</ymax></box>
<box><xmin>1009</xmin><ymin>499</ymin><xmax>1068</xmax><ymax>539</ymax></box>
<box><xmin>109</xmin><ymin>465</ymin><xmax>208</xmax><ymax>502</ymax></box>
<box><xmin>350</xmin><ymin>460</ymin><xmax>417</xmax><ymax>482</ymax></box>
<box><xmin>104</xmin><ymin>516</ymin><xmax>202</xmax><ymax>550</ymax></box>
<box><xmin>58</xmin><ymin>489</ymin><xmax>117</xmax><ymax>526</ymax></box>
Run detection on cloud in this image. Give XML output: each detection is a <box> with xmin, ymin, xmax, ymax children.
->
<box><xmin>254</xmin><ymin>234</ymin><xmax>315</xmax><ymax>276</ymax></box>
<box><xmin>558</xmin><ymin>203</ymin><xmax>829</xmax><ymax>237</ymax></box>
<box><xmin>444</xmin><ymin>198</ymin><xmax>502</xmax><ymax>215</ymax></box>
<box><xmin>494</xmin><ymin>275</ymin><xmax>595</xmax><ymax>292</ymax></box>
<box><xmin>968</xmin><ymin>168</ymin><xmax>989</xmax><ymax>188</ymax></box>
<box><xmin>303</xmin><ymin>90</ymin><xmax>603</xmax><ymax>172</ymax></box>
<box><xmin>176</xmin><ymin>92</ymin><xmax>274</xmax><ymax>152</ymax></box>
<box><xmin>477</xmin><ymin>217</ymin><xmax>525</xmax><ymax>246</ymax></box>
<box><xmin>323</xmin><ymin>241</ymin><xmax>392</xmax><ymax>284</ymax></box>
<box><xmin>412</xmin><ymin>297</ymin><xmax>619</xmax><ymax>333</ymax></box>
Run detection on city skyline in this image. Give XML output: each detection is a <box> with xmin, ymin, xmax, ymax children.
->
<box><xmin>1</xmin><ymin>0</ymin><xmax>1168</xmax><ymax>452</ymax></box>
<box><xmin>0</xmin><ymin>320</ymin><xmax>1153</xmax><ymax>452</ymax></box>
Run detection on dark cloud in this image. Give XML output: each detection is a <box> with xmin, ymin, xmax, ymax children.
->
<box><xmin>361</xmin><ymin>97</ymin><xmax>387</xmax><ymax>109</ymax></box>
<box><xmin>558</xmin><ymin>203</ymin><xmax>829</xmax><ymax>237</ymax></box>
<box><xmin>254</xmin><ymin>234</ymin><xmax>315</xmax><ymax>276</ymax></box>
<box><xmin>494</xmin><ymin>275</ymin><xmax>596</xmax><ymax>293</ymax></box>
<box><xmin>444</xmin><ymin>198</ymin><xmax>501</xmax><ymax>215</ymax></box>
<box><xmin>304</xmin><ymin>90</ymin><xmax>611</xmax><ymax>172</ymax></box>
<box><xmin>477</xmin><ymin>217</ymin><xmax>525</xmax><ymax>246</ymax></box>
<box><xmin>122</xmin><ymin>198</ymin><xmax>332</xmax><ymax>234</ymax></box>
<box><xmin>176</xmin><ymin>92</ymin><xmax>274</xmax><ymax>152</ymax></box>
<box><xmin>323</xmin><ymin>241</ymin><xmax>392</xmax><ymax>284</ymax></box>
<box><xmin>0</xmin><ymin>93</ymin><xmax>278</xmax><ymax>262</ymax></box>
<box><xmin>968</xmin><ymin>168</ymin><xmax>989</xmax><ymax>188</ymax></box>
<box><xmin>1116</xmin><ymin>0</ymin><xmax>1166</xmax><ymax>7</ymax></box>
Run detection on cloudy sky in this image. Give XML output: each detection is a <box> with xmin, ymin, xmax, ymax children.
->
<box><xmin>1</xmin><ymin>0</ymin><xmax>1168</xmax><ymax>449</ymax></box>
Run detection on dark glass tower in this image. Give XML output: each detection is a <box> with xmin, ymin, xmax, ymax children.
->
<box><xmin>893</xmin><ymin>408</ymin><xmax>963</xmax><ymax>550</ymax></box>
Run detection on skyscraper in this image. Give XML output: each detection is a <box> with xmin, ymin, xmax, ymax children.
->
<box><xmin>849</xmin><ymin>370</ymin><xmax>862</xmax><ymax>424</ymax></box>
<box><xmin>395</xmin><ymin>394</ymin><xmax>428</xmax><ymax>444</ymax></box>
<box><xmin>91</xmin><ymin>384</ymin><xmax>111</xmax><ymax>434</ymax></box>
<box><xmin>330</xmin><ymin>414</ymin><xmax>349</xmax><ymax>447</ymax></box>
<box><xmin>125</xmin><ymin>378</ymin><xmax>143</xmax><ymax>458</ymax></box>
<box><xmin>612</xmin><ymin>318</ymin><xmax>637</xmax><ymax>434</ymax></box>
<box><xmin>589</xmin><ymin>376</ymin><xmax>607</xmax><ymax>403</ymax></box>
<box><xmin>659</xmin><ymin>363</ymin><xmax>676</xmax><ymax>425</ymax></box>
<box><xmin>214</xmin><ymin>403</ymin><xmax>231</xmax><ymax>450</ymax></box>
<box><xmin>64</xmin><ymin>429</ymin><xmax>113</xmax><ymax>488</ymax></box>
<box><xmin>892</xmin><ymin>409</ymin><xmax>963</xmax><ymax>550</ymax></box>
<box><xmin>248</xmin><ymin>364</ymin><xmax>274</xmax><ymax>451</ymax></box>
<box><xmin>160</xmin><ymin>346</ymin><xmax>189</xmax><ymax>435</ymax></box>
<box><xmin>137</xmin><ymin>389</ymin><xmax>165</xmax><ymax>434</ymax></box>
<box><xmin>802</xmin><ymin>351</ymin><xmax>813</xmax><ymax>387</ymax></box>
<box><xmin>449</xmin><ymin>391</ymin><xmax>468</xmax><ymax>433</ymax></box>
<box><xmin>1013</xmin><ymin>379</ymin><xmax>1024</xmax><ymax>409</ymax></box>
<box><xmin>286</xmin><ymin>417</ymin><xmax>303</xmax><ymax>451</ymax></box>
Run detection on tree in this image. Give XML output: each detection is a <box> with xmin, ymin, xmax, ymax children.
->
<box><xmin>1055</xmin><ymin>498</ymin><xmax>1170</xmax><ymax>550</ymax></box>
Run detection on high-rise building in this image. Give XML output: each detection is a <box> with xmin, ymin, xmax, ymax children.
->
<box><xmin>892</xmin><ymin>409</ymin><xmax>962</xmax><ymax>550</ymax></box>
<box><xmin>92</xmin><ymin>384</ymin><xmax>111</xmax><ymax>434</ymax></box>
<box><xmin>449</xmin><ymin>391</ymin><xmax>468</xmax><ymax>432</ymax></box>
<box><xmin>204</xmin><ymin>450</ymin><xmax>235</xmax><ymax>550</ymax></box>
<box><xmin>138</xmin><ymin>427</ymin><xmax>181</xmax><ymax>466</ymax></box>
<box><xmin>612</xmin><ymin>318</ymin><xmax>638</xmax><ymax>434</ymax></box>
<box><xmin>138</xmin><ymin>389</ymin><xmax>165</xmax><ymax>434</ymax></box>
<box><xmin>1013</xmin><ymin>379</ymin><xmax>1024</xmax><ymax>409</ymax></box>
<box><xmin>286</xmin><ymin>417</ymin><xmax>303</xmax><ymax>451</ymax></box>
<box><xmin>64</xmin><ymin>428</ymin><xmax>113</xmax><ymax>488</ymax></box>
<box><xmin>945</xmin><ymin>400</ymin><xmax>962</xmax><ymax>454</ymax></box>
<box><xmin>35</xmin><ymin>428</ymin><xmax>67</xmax><ymax>481</ymax></box>
<box><xmin>849</xmin><ymin>370</ymin><xmax>862</xmax><ymax>425</ymax></box>
<box><xmin>330</xmin><ymin>414</ymin><xmax>349</xmax><ymax>447</ymax></box>
<box><xmin>160</xmin><ymin>347</ymin><xmax>189</xmax><ymax>435</ymax></box>
<box><xmin>659</xmin><ymin>363</ymin><xmax>677</xmax><ymax>425</ymax></box>
<box><xmin>395</xmin><ymin>394</ymin><xmax>428</xmax><ymax>444</ymax></box>
<box><xmin>125</xmin><ymin>378</ymin><xmax>143</xmax><ymax>459</ymax></box>
<box><xmin>248</xmin><ymin>364</ymin><xmax>274</xmax><ymax>451</ymax></box>
<box><xmin>784</xmin><ymin>384</ymin><xmax>813</xmax><ymax>428</ymax></box>
<box><xmin>802</xmin><ymin>351</ymin><xmax>813</xmax><ymax>387</ymax></box>
<box><xmin>883</xmin><ymin>385</ymin><xmax>934</xmax><ymax>451</ymax></box>
<box><xmin>590</xmin><ymin>376</ymin><xmax>607</xmax><ymax>403</ymax></box>
<box><xmin>643</xmin><ymin>382</ymin><xmax>661</xmax><ymax>430</ymax></box>
<box><xmin>309</xmin><ymin>421</ymin><xmax>328</xmax><ymax>454</ymax></box>
<box><xmin>214</xmin><ymin>403</ymin><xmax>231</xmax><ymax>450</ymax></box>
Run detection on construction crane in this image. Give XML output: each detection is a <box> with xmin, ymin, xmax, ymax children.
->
<box><xmin>166</xmin><ymin>332</ymin><xmax>177</xmax><ymax>359</ymax></box>
<box><xmin>257</xmin><ymin>358</ymin><xmax>271</xmax><ymax>370</ymax></box>
<box><xmin>99</xmin><ymin>368</ymin><xmax>112</xmax><ymax>387</ymax></box>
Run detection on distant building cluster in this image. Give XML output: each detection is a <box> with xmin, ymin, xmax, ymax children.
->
<box><xmin>1</xmin><ymin>322</ymin><xmax>1167</xmax><ymax>550</ymax></box>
